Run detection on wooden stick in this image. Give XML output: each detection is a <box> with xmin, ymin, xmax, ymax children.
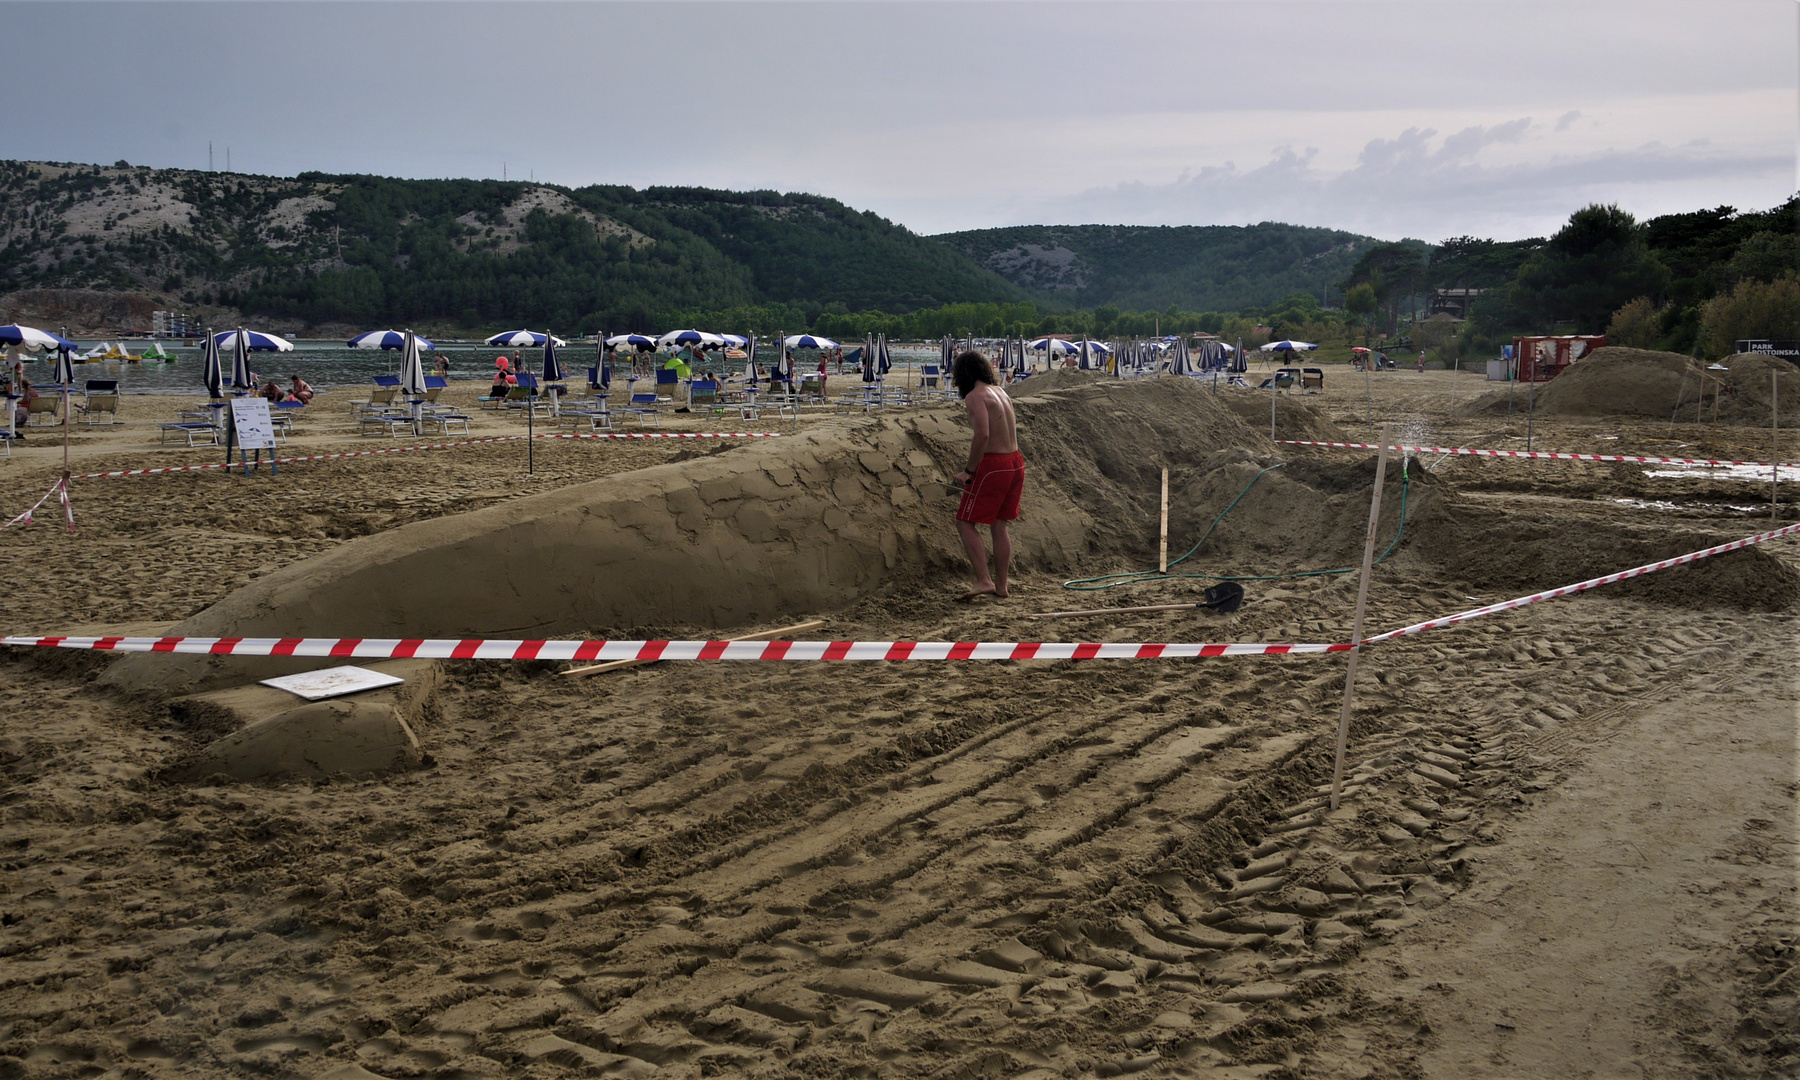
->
<box><xmin>561</xmin><ymin>619</ymin><xmax>826</xmax><ymax>678</ymax></box>
<box><xmin>1774</xmin><ymin>369</ymin><xmax>1780</xmax><ymax>524</ymax></box>
<box><xmin>1159</xmin><ymin>467</ymin><xmax>1170</xmax><ymax>574</ymax></box>
<box><xmin>1030</xmin><ymin>602</ymin><xmax>1201</xmax><ymax>620</ymax></box>
<box><xmin>1330</xmin><ymin>425</ymin><xmax>1392</xmax><ymax>812</ymax></box>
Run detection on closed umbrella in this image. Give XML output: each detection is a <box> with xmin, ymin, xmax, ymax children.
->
<box><xmin>861</xmin><ymin>333</ymin><xmax>875</xmax><ymax>384</ymax></box>
<box><xmin>201</xmin><ymin>329</ymin><xmax>223</xmax><ymax>399</ymax></box>
<box><xmin>877</xmin><ymin>334</ymin><xmax>892</xmax><ymax>378</ymax></box>
<box><xmin>229</xmin><ymin>329</ymin><xmax>253</xmax><ymax>391</ymax></box>
<box><xmin>540</xmin><ymin>331</ymin><xmax>564</xmax><ymax>417</ymax></box>
<box><xmin>399</xmin><ymin>329</ymin><xmax>428</xmax><ymax>433</ymax></box>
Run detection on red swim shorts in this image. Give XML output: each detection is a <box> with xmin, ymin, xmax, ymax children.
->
<box><xmin>957</xmin><ymin>451</ymin><xmax>1025</xmax><ymax>524</ymax></box>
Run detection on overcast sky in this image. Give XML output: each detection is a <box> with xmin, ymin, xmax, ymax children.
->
<box><xmin>9</xmin><ymin>1</ymin><xmax>1797</xmax><ymax>241</ymax></box>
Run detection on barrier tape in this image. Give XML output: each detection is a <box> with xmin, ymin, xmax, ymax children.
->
<box><xmin>1279</xmin><ymin>439</ymin><xmax>1783</xmax><ymax>470</ymax></box>
<box><xmin>0</xmin><ymin>636</ymin><xmax>1350</xmax><ymax>660</ymax></box>
<box><xmin>3</xmin><ymin>476</ymin><xmax>72</xmax><ymax>532</ymax></box>
<box><xmin>6</xmin><ymin>523</ymin><xmax>1794</xmax><ymax>662</ymax></box>
<box><xmin>66</xmin><ymin>432</ymin><xmax>782</xmax><ymax>480</ymax></box>
<box><xmin>1364</xmin><ymin>521</ymin><xmax>1800</xmax><ymax>644</ymax></box>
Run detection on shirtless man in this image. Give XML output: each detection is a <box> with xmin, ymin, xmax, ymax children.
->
<box><xmin>951</xmin><ymin>350</ymin><xmax>1023</xmax><ymax>601</ymax></box>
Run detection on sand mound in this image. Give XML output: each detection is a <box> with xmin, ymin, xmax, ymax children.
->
<box><xmin>103</xmin><ymin>380</ymin><xmax>1284</xmax><ymax>695</ymax></box>
<box><xmin>1467</xmin><ymin>347</ymin><xmax>1800</xmax><ymax>424</ymax></box>
<box><xmin>1005</xmin><ymin>366</ymin><xmax>1108</xmax><ymax>397</ymax></box>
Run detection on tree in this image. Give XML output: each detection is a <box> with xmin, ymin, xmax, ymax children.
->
<box><xmin>1512</xmin><ymin>204</ymin><xmax>1670</xmax><ymax>333</ymax></box>
<box><xmin>1698</xmin><ymin>274</ymin><xmax>1800</xmax><ymax>358</ymax></box>
<box><xmin>1605</xmin><ymin>296</ymin><xmax>1661</xmax><ymax>349</ymax></box>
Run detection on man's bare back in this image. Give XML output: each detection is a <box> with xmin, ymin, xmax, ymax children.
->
<box><xmin>962</xmin><ymin>382</ymin><xmax>1018</xmax><ymax>462</ymax></box>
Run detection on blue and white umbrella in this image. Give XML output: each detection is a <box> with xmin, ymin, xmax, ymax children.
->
<box><xmin>877</xmin><ymin>334</ymin><xmax>892</xmax><ymax>377</ymax></box>
<box><xmin>0</xmin><ymin>324</ymin><xmax>77</xmax><ymax>352</ymax></box>
<box><xmin>201</xmin><ymin>330</ymin><xmax>224</xmax><ymax>399</ymax></box>
<box><xmin>1029</xmin><ymin>338</ymin><xmax>1079</xmax><ymax>356</ymax></box>
<box><xmin>659</xmin><ymin>329</ymin><xmax>725</xmax><ymax>349</ymax></box>
<box><xmin>486</xmin><ymin>330</ymin><xmax>567</xmax><ymax>348</ymax></box>
<box><xmin>52</xmin><ymin>346</ymin><xmax>74</xmax><ymax>387</ymax></box>
<box><xmin>540</xmin><ymin>331</ymin><xmax>565</xmax><ymax>417</ymax></box>
<box><xmin>783</xmin><ymin>334</ymin><xmax>837</xmax><ymax>351</ymax></box>
<box><xmin>212</xmin><ymin>329</ymin><xmax>294</xmax><ymax>353</ymax></box>
<box><xmin>605</xmin><ymin>333</ymin><xmax>657</xmax><ymax>350</ymax></box>
<box><xmin>1260</xmin><ymin>339</ymin><xmax>1319</xmax><ymax>352</ymax></box>
<box><xmin>861</xmin><ymin>335</ymin><xmax>875</xmax><ymax>384</ymax></box>
<box><xmin>348</xmin><ymin>329</ymin><xmax>435</xmax><ymax>350</ymax></box>
<box><xmin>719</xmin><ymin>334</ymin><xmax>750</xmax><ymax>349</ymax></box>
<box><xmin>398</xmin><ymin>329</ymin><xmax>428</xmax><ymax>425</ymax></box>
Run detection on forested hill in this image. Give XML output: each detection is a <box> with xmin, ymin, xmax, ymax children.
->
<box><xmin>0</xmin><ymin>161</ymin><xmax>1028</xmax><ymax>332</ymax></box>
<box><xmin>932</xmin><ymin>222</ymin><xmax>1379</xmax><ymax>312</ymax></box>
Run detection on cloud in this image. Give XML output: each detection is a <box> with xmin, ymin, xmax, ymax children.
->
<box><xmin>1555</xmin><ymin>110</ymin><xmax>1584</xmax><ymax>132</ymax></box>
<box><xmin>1030</xmin><ymin>122</ymin><xmax>1794</xmax><ymax>241</ymax></box>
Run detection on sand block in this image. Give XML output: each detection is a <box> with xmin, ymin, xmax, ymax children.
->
<box><xmin>168</xmin><ymin>660</ymin><xmax>439</xmax><ymax>782</ymax></box>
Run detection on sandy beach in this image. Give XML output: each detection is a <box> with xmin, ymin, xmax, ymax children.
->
<box><xmin>0</xmin><ymin>362</ymin><xmax>1794</xmax><ymax>1079</ymax></box>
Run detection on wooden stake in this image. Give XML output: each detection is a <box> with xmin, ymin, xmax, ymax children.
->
<box><xmin>561</xmin><ymin>619</ymin><xmax>826</xmax><ymax>678</ymax></box>
<box><xmin>1031</xmin><ymin>602</ymin><xmax>1201</xmax><ymax>620</ymax></box>
<box><xmin>1159</xmin><ymin>467</ymin><xmax>1170</xmax><ymax>574</ymax></box>
<box><xmin>1774</xmin><ymin>369</ymin><xmax>1780</xmax><ymax>523</ymax></box>
<box><xmin>1329</xmin><ymin>425</ymin><xmax>1393</xmax><ymax>811</ymax></box>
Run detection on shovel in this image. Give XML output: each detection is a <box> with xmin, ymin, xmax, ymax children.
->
<box><xmin>1030</xmin><ymin>581</ymin><xmax>1248</xmax><ymax>620</ymax></box>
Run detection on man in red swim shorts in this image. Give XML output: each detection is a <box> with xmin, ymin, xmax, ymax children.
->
<box><xmin>951</xmin><ymin>350</ymin><xmax>1023</xmax><ymax>601</ymax></box>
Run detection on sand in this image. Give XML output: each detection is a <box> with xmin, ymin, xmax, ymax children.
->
<box><xmin>0</xmin><ymin>367</ymin><xmax>1794</xmax><ymax>1079</ymax></box>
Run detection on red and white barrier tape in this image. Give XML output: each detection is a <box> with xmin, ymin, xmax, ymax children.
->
<box><xmin>7</xmin><ymin>523</ymin><xmax>1794</xmax><ymax>662</ymax></box>
<box><xmin>1280</xmin><ymin>439</ymin><xmax>1783</xmax><ymax>470</ymax></box>
<box><xmin>67</xmin><ymin>432</ymin><xmax>781</xmax><ymax>480</ymax></box>
<box><xmin>0</xmin><ymin>636</ymin><xmax>1349</xmax><ymax>660</ymax></box>
<box><xmin>3</xmin><ymin>476</ymin><xmax>73</xmax><ymax>532</ymax></box>
<box><xmin>1364</xmin><ymin>521</ymin><xmax>1800</xmax><ymax>644</ymax></box>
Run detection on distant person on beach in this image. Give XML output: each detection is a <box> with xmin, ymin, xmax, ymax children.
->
<box><xmin>951</xmin><ymin>350</ymin><xmax>1022</xmax><ymax>602</ymax></box>
<box><xmin>288</xmin><ymin>375</ymin><xmax>314</xmax><ymax>405</ymax></box>
<box><xmin>9</xmin><ymin>372</ymin><xmax>35</xmax><ymax>433</ymax></box>
<box><xmin>1418</xmin><ymin>350</ymin><xmax>1427</xmax><ymax>372</ymax></box>
<box><xmin>259</xmin><ymin>381</ymin><xmax>287</xmax><ymax>404</ymax></box>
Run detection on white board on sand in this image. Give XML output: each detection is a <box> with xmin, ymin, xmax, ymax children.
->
<box><xmin>260</xmin><ymin>666</ymin><xmax>404</xmax><ymax>701</ymax></box>
<box><xmin>229</xmin><ymin>396</ymin><xmax>277</xmax><ymax>450</ymax></box>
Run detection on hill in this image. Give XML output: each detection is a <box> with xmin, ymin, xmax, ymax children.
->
<box><xmin>0</xmin><ymin>161</ymin><xmax>1028</xmax><ymax>333</ymax></box>
<box><xmin>931</xmin><ymin>222</ymin><xmax>1378</xmax><ymax>312</ymax></box>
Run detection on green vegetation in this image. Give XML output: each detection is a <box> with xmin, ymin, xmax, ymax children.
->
<box><xmin>932</xmin><ymin>223</ymin><xmax>1374</xmax><ymax>313</ymax></box>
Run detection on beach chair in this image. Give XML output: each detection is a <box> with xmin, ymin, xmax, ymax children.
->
<box><xmin>272</xmin><ymin>399</ymin><xmax>305</xmax><ymax>435</ymax></box>
<box><xmin>422</xmin><ymin>375</ymin><xmax>448</xmax><ymax>404</ymax></box>
<box><xmin>622</xmin><ymin>392</ymin><xmax>661</xmax><ymax>428</ymax></box>
<box><xmin>688</xmin><ymin>379</ymin><xmax>720</xmax><ymax>411</ymax></box>
<box><xmin>353</xmin><ymin>376</ymin><xmax>402</xmax><ymax>417</ymax></box>
<box><xmin>798</xmin><ymin>375</ymin><xmax>826</xmax><ymax>406</ymax></box>
<box><xmin>160</xmin><ymin>422</ymin><xmax>220</xmax><ymax>446</ymax></box>
<box><xmin>359</xmin><ymin>413</ymin><xmax>418</xmax><ymax>438</ymax></box>
<box><xmin>418</xmin><ymin>411</ymin><xmax>470</xmax><ymax>436</ymax></box>
<box><xmin>654</xmin><ymin>367</ymin><xmax>680</xmax><ymax>404</ymax></box>
<box><xmin>82</xmin><ymin>379</ymin><xmax>120</xmax><ymax>426</ymax></box>
<box><xmin>1301</xmin><ymin>367</ymin><xmax>1325</xmax><ymax>393</ymax></box>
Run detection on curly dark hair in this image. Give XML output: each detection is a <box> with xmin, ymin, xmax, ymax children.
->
<box><xmin>952</xmin><ymin>350</ymin><xmax>997</xmax><ymax>399</ymax></box>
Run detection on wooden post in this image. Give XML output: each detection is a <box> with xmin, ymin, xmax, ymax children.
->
<box><xmin>1159</xmin><ymin>468</ymin><xmax>1170</xmax><ymax>574</ymax></box>
<box><xmin>1774</xmin><ymin>369</ymin><xmax>1780</xmax><ymax>523</ymax></box>
<box><xmin>1329</xmin><ymin>425</ymin><xmax>1393</xmax><ymax>811</ymax></box>
<box><xmin>560</xmin><ymin>619</ymin><xmax>826</xmax><ymax>678</ymax></box>
<box><xmin>1270</xmin><ymin>376</ymin><xmax>1278</xmax><ymax>442</ymax></box>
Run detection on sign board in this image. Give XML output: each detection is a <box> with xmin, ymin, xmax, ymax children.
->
<box><xmin>260</xmin><ymin>665</ymin><xmax>405</xmax><ymax>701</ymax></box>
<box><xmin>229</xmin><ymin>396</ymin><xmax>276</xmax><ymax>450</ymax></box>
<box><xmin>1736</xmin><ymin>340</ymin><xmax>1800</xmax><ymax>366</ymax></box>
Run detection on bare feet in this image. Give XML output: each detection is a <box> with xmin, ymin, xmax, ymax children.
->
<box><xmin>958</xmin><ymin>585</ymin><xmax>997</xmax><ymax>602</ymax></box>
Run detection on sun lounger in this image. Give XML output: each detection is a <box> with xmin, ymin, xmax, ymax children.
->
<box><xmin>1301</xmin><ymin>367</ymin><xmax>1325</xmax><ymax>392</ymax></box>
<box><xmin>417</xmin><ymin>412</ymin><xmax>470</xmax><ymax>436</ymax></box>
<box><xmin>358</xmin><ymin>414</ymin><xmax>417</xmax><ymax>438</ymax></box>
<box><xmin>25</xmin><ymin>395</ymin><xmax>59</xmax><ymax>426</ymax></box>
<box><xmin>622</xmin><ymin>392</ymin><xmax>661</xmax><ymax>428</ymax></box>
<box><xmin>83</xmin><ymin>380</ymin><xmax>120</xmax><ymax>426</ymax></box>
<box><xmin>160</xmin><ymin>422</ymin><xmax>220</xmax><ymax>446</ymax></box>
<box><xmin>688</xmin><ymin>379</ymin><xmax>721</xmax><ymax>411</ymax></box>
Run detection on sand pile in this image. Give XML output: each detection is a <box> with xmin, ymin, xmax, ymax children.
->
<box><xmin>1470</xmin><ymin>346</ymin><xmax>1800</xmax><ymax>424</ymax></box>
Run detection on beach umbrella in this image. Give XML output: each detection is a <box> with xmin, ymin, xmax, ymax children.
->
<box><xmin>52</xmin><ymin>345</ymin><xmax>73</xmax><ymax>388</ymax></box>
<box><xmin>861</xmin><ymin>334</ymin><xmax>874</xmax><ymax>383</ymax></box>
<box><xmin>877</xmin><ymin>334</ymin><xmax>891</xmax><ymax>376</ymax></box>
<box><xmin>398</xmin><ymin>329</ymin><xmax>428</xmax><ymax>427</ymax></box>
<box><xmin>212</xmin><ymin>329</ymin><xmax>294</xmax><ymax>353</ymax></box>
<box><xmin>540</xmin><ymin>331</ymin><xmax>564</xmax><ymax>417</ymax></box>
<box><xmin>347</xmin><ymin>330</ymin><xmax>435</xmax><ymax>350</ymax></box>
<box><xmin>1030</xmin><ymin>338</ymin><xmax>1078</xmax><ymax>356</ymax></box>
<box><xmin>230</xmin><ymin>329</ymin><xmax>253</xmax><ymax>390</ymax></box>
<box><xmin>0</xmin><ymin>324</ymin><xmax>77</xmax><ymax>352</ymax></box>
<box><xmin>659</xmin><ymin>329</ymin><xmax>725</xmax><ymax>349</ymax></box>
<box><xmin>486</xmin><ymin>330</ymin><xmax>567</xmax><ymax>348</ymax></box>
<box><xmin>1077</xmin><ymin>339</ymin><xmax>1092</xmax><ymax>370</ymax></box>
<box><xmin>605</xmin><ymin>333</ymin><xmax>657</xmax><ymax>350</ymax></box>
<box><xmin>783</xmin><ymin>334</ymin><xmax>838</xmax><ymax>351</ymax></box>
<box><xmin>201</xmin><ymin>330</ymin><xmax>223</xmax><ymax>399</ymax></box>
<box><xmin>1260</xmin><ymin>339</ymin><xmax>1319</xmax><ymax>352</ymax></box>
<box><xmin>719</xmin><ymin>334</ymin><xmax>750</xmax><ymax>349</ymax></box>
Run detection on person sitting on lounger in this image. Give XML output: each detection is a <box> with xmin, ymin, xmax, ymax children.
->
<box><xmin>288</xmin><ymin>375</ymin><xmax>315</xmax><ymax>405</ymax></box>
